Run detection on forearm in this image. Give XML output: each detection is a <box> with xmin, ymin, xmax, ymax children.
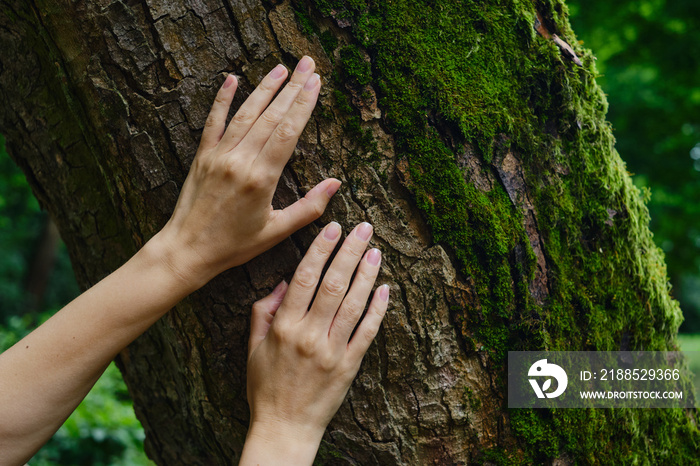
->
<box><xmin>0</xmin><ymin>57</ymin><xmax>334</xmax><ymax>465</ymax></box>
<box><xmin>0</xmin><ymin>234</ymin><xmax>197</xmax><ymax>464</ymax></box>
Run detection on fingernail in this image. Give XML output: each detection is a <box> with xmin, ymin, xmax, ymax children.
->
<box><xmin>356</xmin><ymin>222</ymin><xmax>373</xmax><ymax>241</ymax></box>
<box><xmin>223</xmin><ymin>74</ymin><xmax>234</xmax><ymax>88</ymax></box>
<box><xmin>269</xmin><ymin>64</ymin><xmax>286</xmax><ymax>79</ymax></box>
<box><xmin>379</xmin><ymin>284</ymin><xmax>390</xmax><ymax>302</ymax></box>
<box><xmin>367</xmin><ymin>248</ymin><xmax>381</xmax><ymax>266</ymax></box>
<box><xmin>296</xmin><ymin>56</ymin><xmax>314</xmax><ymax>73</ymax></box>
<box><xmin>326</xmin><ymin>179</ymin><xmax>341</xmax><ymax>198</ymax></box>
<box><xmin>272</xmin><ymin>280</ymin><xmax>287</xmax><ymax>296</ymax></box>
<box><xmin>304</xmin><ymin>73</ymin><xmax>320</xmax><ymax>91</ymax></box>
<box><xmin>324</xmin><ymin>222</ymin><xmax>341</xmax><ymax>240</ymax></box>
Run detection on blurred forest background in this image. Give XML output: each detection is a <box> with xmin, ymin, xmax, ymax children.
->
<box><xmin>0</xmin><ymin>0</ymin><xmax>698</xmax><ymax>463</ymax></box>
<box><xmin>568</xmin><ymin>0</ymin><xmax>700</xmax><ymax>333</ymax></box>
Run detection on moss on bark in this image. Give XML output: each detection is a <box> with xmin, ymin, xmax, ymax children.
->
<box><xmin>300</xmin><ymin>0</ymin><xmax>699</xmax><ymax>462</ymax></box>
<box><xmin>3</xmin><ymin>0</ymin><xmax>698</xmax><ymax>462</ymax></box>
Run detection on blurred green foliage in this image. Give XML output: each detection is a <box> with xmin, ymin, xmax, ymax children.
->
<box><xmin>0</xmin><ymin>312</ymin><xmax>152</xmax><ymax>465</ymax></box>
<box><xmin>0</xmin><ymin>136</ymin><xmax>151</xmax><ymax>464</ymax></box>
<box><xmin>567</xmin><ymin>0</ymin><xmax>700</xmax><ymax>331</ymax></box>
<box><xmin>38</xmin><ymin>361</ymin><xmax>152</xmax><ymax>466</ymax></box>
<box><xmin>0</xmin><ymin>135</ymin><xmax>79</xmax><ymax>322</ymax></box>
<box><xmin>677</xmin><ymin>334</ymin><xmax>700</xmax><ymax>406</ymax></box>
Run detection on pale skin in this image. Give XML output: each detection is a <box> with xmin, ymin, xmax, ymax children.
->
<box><xmin>0</xmin><ymin>56</ymin><xmax>388</xmax><ymax>465</ymax></box>
<box><xmin>241</xmin><ymin>222</ymin><xmax>389</xmax><ymax>465</ymax></box>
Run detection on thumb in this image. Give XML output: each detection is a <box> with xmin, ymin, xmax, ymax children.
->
<box><xmin>271</xmin><ymin>178</ymin><xmax>341</xmax><ymax>242</ymax></box>
<box><xmin>248</xmin><ymin>280</ymin><xmax>288</xmax><ymax>357</ymax></box>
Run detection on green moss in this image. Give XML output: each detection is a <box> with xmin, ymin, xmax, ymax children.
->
<box><xmin>313</xmin><ymin>440</ymin><xmax>346</xmax><ymax>464</ymax></box>
<box><xmin>510</xmin><ymin>409</ymin><xmax>560</xmax><ymax>459</ymax></box>
<box><xmin>309</xmin><ymin>0</ymin><xmax>698</xmax><ymax>462</ymax></box>
<box><xmin>477</xmin><ymin>447</ymin><xmax>522</xmax><ymax>465</ymax></box>
<box><xmin>314</xmin><ymin>0</ymin><xmax>366</xmax><ymax>18</ymax></box>
<box><xmin>331</xmin><ymin>85</ymin><xmax>379</xmax><ymax>164</ymax></box>
<box><xmin>319</xmin><ymin>30</ymin><xmax>338</xmax><ymax>57</ymax></box>
<box><xmin>509</xmin><ymin>407</ymin><xmax>700</xmax><ymax>464</ymax></box>
<box><xmin>292</xmin><ymin>3</ymin><xmax>318</xmax><ymax>37</ymax></box>
<box><xmin>332</xmin><ymin>89</ymin><xmax>352</xmax><ymax>114</ymax></box>
<box><xmin>464</xmin><ymin>387</ymin><xmax>482</xmax><ymax>411</ymax></box>
<box><xmin>338</xmin><ymin>46</ymin><xmax>372</xmax><ymax>86</ymax></box>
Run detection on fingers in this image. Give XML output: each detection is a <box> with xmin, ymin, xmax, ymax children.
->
<box><xmin>237</xmin><ymin>56</ymin><xmax>318</xmax><ymax>157</ymax></box>
<box><xmin>267</xmin><ymin>178</ymin><xmax>341</xmax><ymax>245</ymax></box>
<box><xmin>277</xmin><ymin>222</ymin><xmax>343</xmax><ymax>322</ymax></box>
<box><xmin>220</xmin><ymin>64</ymin><xmax>289</xmax><ymax>151</ymax></box>
<box><xmin>249</xmin><ymin>281</ymin><xmax>288</xmax><ymax>357</ymax></box>
<box><xmin>200</xmin><ymin>74</ymin><xmax>238</xmax><ymax>151</ymax></box>
<box><xmin>347</xmin><ymin>284</ymin><xmax>389</xmax><ymax>360</ymax></box>
<box><xmin>255</xmin><ymin>72</ymin><xmax>320</xmax><ymax>175</ymax></box>
<box><xmin>329</xmin><ymin>248</ymin><xmax>381</xmax><ymax>344</ymax></box>
<box><xmin>305</xmin><ymin>223</ymin><xmax>374</xmax><ymax>329</ymax></box>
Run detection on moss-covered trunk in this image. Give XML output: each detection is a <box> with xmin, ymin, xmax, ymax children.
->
<box><xmin>1</xmin><ymin>0</ymin><xmax>698</xmax><ymax>463</ymax></box>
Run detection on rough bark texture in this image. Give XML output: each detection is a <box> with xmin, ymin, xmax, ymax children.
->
<box><xmin>1</xmin><ymin>0</ymin><xmax>698</xmax><ymax>464</ymax></box>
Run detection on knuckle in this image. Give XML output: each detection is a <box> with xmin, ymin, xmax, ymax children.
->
<box><xmin>302</xmin><ymin>241</ymin><xmax>332</xmax><ymax>266</ymax></box>
<box><xmin>214</xmin><ymin>93</ymin><xmax>228</xmax><ymax>106</ymax></box>
<box><xmin>286</xmin><ymin>80</ymin><xmax>303</xmax><ymax>92</ymax></box>
<box><xmin>293</xmin><ymin>93</ymin><xmax>309</xmax><ymax>107</ymax></box>
<box><xmin>251</xmin><ymin>300</ymin><xmax>265</xmax><ymax>315</ymax></box>
<box><xmin>341</xmin><ymin>299</ymin><xmax>363</xmax><ymax>320</ymax></box>
<box><xmin>223</xmin><ymin>158</ymin><xmax>241</xmax><ymax>178</ymax></box>
<box><xmin>342</xmin><ymin>243</ymin><xmax>365</xmax><ymax>260</ymax></box>
<box><xmin>317</xmin><ymin>352</ymin><xmax>338</xmax><ymax>372</ymax></box>
<box><xmin>204</xmin><ymin>114</ymin><xmax>218</xmax><ymax>129</ymax></box>
<box><xmin>257</xmin><ymin>80</ymin><xmax>274</xmax><ymax>93</ymax></box>
<box><xmin>332</xmin><ymin>311</ymin><xmax>355</xmax><ymax>335</ymax></box>
<box><xmin>261</xmin><ymin>107</ymin><xmax>283</xmax><ymax>126</ymax></box>
<box><xmin>316</xmin><ymin>236</ymin><xmax>338</xmax><ymax>255</ymax></box>
<box><xmin>296</xmin><ymin>330</ymin><xmax>320</xmax><ymax>357</ymax></box>
<box><xmin>270</xmin><ymin>321</ymin><xmax>288</xmax><ymax>342</ymax></box>
<box><xmin>321</xmin><ymin>275</ymin><xmax>347</xmax><ymax>298</ymax></box>
<box><xmin>274</xmin><ymin>121</ymin><xmax>297</xmax><ymax>144</ymax></box>
<box><xmin>293</xmin><ymin>267</ymin><xmax>318</xmax><ymax>291</ymax></box>
<box><xmin>296</xmin><ymin>196</ymin><xmax>324</xmax><ymax>221</ymax></box>
<box><xmin>361</xmin><ymin>324</ymin><xmax>378</xmax><ymax>344</ymax></box>
<box><xmin>309</xmin><ymin>199</ymin><xmax>325</xmax><ymax>218</ymax></box>
<box><xmin>356</xmin><ymin>266</ymin><xmax>377</xmax><ymax>285</ymax></box>
<box><xmin>243</xmin><ymin>174</ymin><xmax>265</xmax><ymax>192</ymax></box>
<box><xmin>232</xmin><ymin>108</ymin><xmax>253</xmax><ymax>126</ymax></box>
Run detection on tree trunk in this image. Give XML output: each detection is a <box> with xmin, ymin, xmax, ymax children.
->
<box><xmin>1</xmin><ymin>0</ymin><xmax>697</xmax><ymax>463</ymax></box>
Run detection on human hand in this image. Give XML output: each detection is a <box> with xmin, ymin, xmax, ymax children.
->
<box><xmin>153</xmin><ymin>56</ymin><xmax>340</xmax><ymax>288</ymax></box>
<box><xmin>239</xmin><ymin>222</ymin><xmax>390</xmax><ymax>465</ymax></box>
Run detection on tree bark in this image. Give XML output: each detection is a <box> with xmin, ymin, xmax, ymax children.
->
<box><xmin>1</xmin><ymin>0</ymin><xmax>698</xmax><ymax>464</ymax></box>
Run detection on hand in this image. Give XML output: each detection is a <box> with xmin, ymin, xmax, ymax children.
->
<box><xmin>153</xmin><ymin>56</ymin><xmax>341</xmax><ymax>288</ymax></box>
<box><xmin>240</xmin><ymin>222</ymin><xmax>390</xmax><ymax>465</ymax></box>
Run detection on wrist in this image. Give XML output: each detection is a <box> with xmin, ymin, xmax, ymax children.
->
<box><xmin>141</xmin><ymin>230</ymin><xmax>213</xmax><ymax>293</ymax></box>
<box><xmin>239</xmin><ymin>420</ymin><xmax>324</xmax><ymax>465</ymax></box>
